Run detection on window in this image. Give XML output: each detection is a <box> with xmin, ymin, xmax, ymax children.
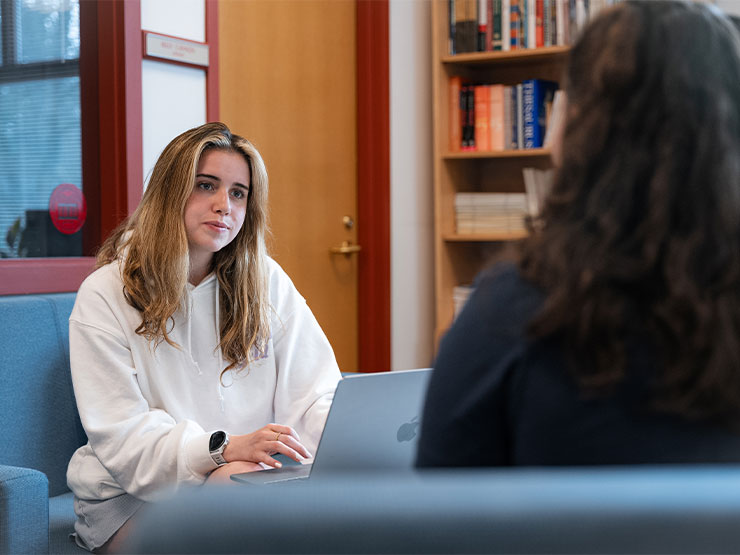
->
<box><xmin>0</xmin><ymin>0</ymin><xmax>83</xmax><ymax>259</ymax></box>
<box><xmin>0</xmin><ymin>0</ymin><xmax>144</xmax><ymax>295</ymax></box>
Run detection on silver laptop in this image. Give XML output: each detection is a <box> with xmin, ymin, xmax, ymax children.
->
<box><xmin>230</xmin><ymin>367</ymin><xmax>432</xmax><ymax>485</ymax></box>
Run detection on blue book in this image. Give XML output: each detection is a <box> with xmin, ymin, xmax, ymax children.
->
<box><xmin>522</xmin><ymin>79</ymin><xmax>558</xmax><ymax>148</ymax></box>
<box><xmin>510</xmin><ymin>85</ymin><xmax>519</xmax><ymax>149</ymax></box>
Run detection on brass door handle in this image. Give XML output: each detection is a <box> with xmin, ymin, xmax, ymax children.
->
<box><xmin>329</xmin><ymin>241</ymin><xmax>362</xmax><ymax>255</ymax></box>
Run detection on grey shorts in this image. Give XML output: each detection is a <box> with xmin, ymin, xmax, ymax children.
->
<box><xmin>72</xmin><ymin>493</ymin><xmax>145</xmax><ymax>552</ymax></box>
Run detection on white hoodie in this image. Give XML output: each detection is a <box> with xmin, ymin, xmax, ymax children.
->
<box><xmin>66</xmin><ymin>257</ymin><xmax>341</xmax><ymax>503</ymax></box>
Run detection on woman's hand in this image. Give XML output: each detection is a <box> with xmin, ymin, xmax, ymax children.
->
<box><xmin>223</xmin><ymin>424</ymin><xmax>312</xmax><ymax>469</ymax></box>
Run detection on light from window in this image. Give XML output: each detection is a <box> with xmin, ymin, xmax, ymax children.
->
<box><xmin>0</xmin><ymin>0</ymin><xmax>82</xmax><ymax>259</ymax></box>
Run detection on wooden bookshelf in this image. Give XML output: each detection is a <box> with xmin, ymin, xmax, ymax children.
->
<box><xmin>431</xmin><ymin>1</ymin><xmax>568</xmax><ymax>341</ymax></box>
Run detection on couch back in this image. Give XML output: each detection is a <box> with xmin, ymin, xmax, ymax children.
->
<box><xmin>0</xmin><ymin>293</ymin><xmax>86</xmax><ymax>497</ymax></box>
<box><xmin>128</xmin><ymin>467</ymin><xmax>740</xmax><ymax>554</ymax></box>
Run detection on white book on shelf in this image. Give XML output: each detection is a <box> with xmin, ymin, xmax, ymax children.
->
<box><xmin>502</xmin><ymin>0</ymin><xmax>511</xmax><ymax>51</ymax></box>
<box><xmin>555</xmin><ymin>0</ymin><xmax>566</xmax><ymax>45</ymax></box>
<box><xmin>453</xmin><ymin>285</ymin><xmax>475</xmax><ymax>319</ymax></box>
<box><xmin>543</xmin><ymin>89</ymin><xmax>565</xmax><ymax>148</ymax></box>
<box><xmin>522</xmin><ymin>167</ymin><xmax>554</xmax><ymax>215</ymax></box>
<box><xmin>528</xmin><ymin>0</ymin><xmax>536</xmax><ymax>49</ymax></box>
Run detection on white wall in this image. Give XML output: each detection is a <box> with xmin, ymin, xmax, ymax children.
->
<box><xmin>389</xmin><ymin>0</ymin><xmax>435</xmax><ymax>370</ymax></box>
<box><xmin>715</xmin><ymin>0</ymin><xmax>740</xmax><ymax>16</ymax></box>
<box><xmin>140</xmin><ymin>0</ymin><xmax>207</xmax><ymax>187</ymax></box>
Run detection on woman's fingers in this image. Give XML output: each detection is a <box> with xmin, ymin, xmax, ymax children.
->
<box><xmin>273</xmin><ymin>434</ymin><xmax>312</xmax><ymax>460</ymax></box>
<box><xmin>267</xmin><ymin>424</ymin><xmax>301</xmax><ymax>443</ymax></box>
<box><xmin>265</xmin><ymin>425</ymin><xmax>312</xmax><ymax>460</ymax></box>
<box><xmin>227</xmin><ymin>424</ymin><xmax>312</xmax><ymax>467</ymax></box>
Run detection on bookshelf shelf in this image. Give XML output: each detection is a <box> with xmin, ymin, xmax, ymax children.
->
<box><xmin>441</xmin><ymin>46</ymin><xmax>570</xmax><ymax>66</ymax></box>
<box><xmin>443</xmin><ymin>231</ymin><xmax>528</xmax><ymax>242</ymax></box>
<box><xmin>432</xmin><ymin>0</ymin><xmax>568</xmax><ymax>344</ymax></box>
<box><xmin>443</xmin><ymin>148</ymin><xmax>551</xmax><ymax>160</ymax></box>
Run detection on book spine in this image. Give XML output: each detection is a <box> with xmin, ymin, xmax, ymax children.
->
<box><xmin>455</xmin><ymin>0</ymin><xmax>471</xmax><ymax>53</ymax></box>
<box><xmin>521</xmin><ymin>0</ymin><xmax>528</xmax><ymax>49</ymax></box>
<box><xmin>528</xmin><ymin>0</ymin><xmax>536</xmax><ymax>49</ymax></box>
<box><xmin>486</xmin><ymin>0</ymin><xmax>494</xmax><ymax>50</ymax></box>
<box><xmin>502</xmin><ymin>0</ymin><xmax>511</xmax><ymax>51</ymax></box>
<box><xmin>510</xmin><ymin>0</ymin><xmax>520</xmax><ymax>49</ymax></box>
<box><xmin>503</xmin><ymin>85</ymin><xmax>513</xmax><ymax>149</ymax></box>
<box><xmin>543</xmin><ymin>89</ymin><xmax>565</xmax><ymax>147</ymax></box>
<box><xmin>449</xmin><ymin>0</ymin><xmax>456</xmax><ymax>54</ymax></box>
<box><xmin>466</xmin><ymin>0</ymin><xmax>478</xmax><ymax>52</ymax></box>
<box><xmin>463</xmin><ymin>85</ymin><xmax>476</xmax><ymax>150</ymax></box>
<box><xmin>474</xmin><ymin>85</ymin><xmax>491</xmax><ymax>151</ymax></box>
<box><xmin>523</xmin><ymin>79</ymin><xmax>536</xmax><ymax>149</ymax></box>
<box><xmin>489</xmin><ymin>84</ymin><xmax>505</xmax><ymax>151</ymax></box>
<box><xmin>509</xmin><ymin>85</ymin><xmax>519</xmax><ymax>149</ymax></box>
<box><xmin>478</xmin><ymin>0</ymin><xmax>488</xmax><ymax>51</ymax></box>
<box><xmin>536</xmin><ymin>0</ymin><xmax>544</xmax><ymax>47</ymax></box>
<box><xmin>536</xmin><ymin>81</ymin><xmax>558</xmax><ymax>147</ymax></box>
<box><xmin>575</xmin><ymin>0</ymin><xmax>588</xmax><ymax>40</ymax></box>
<box><xmin>555</xmin><ymin>0</ymin><xmax>565</xmax><ymax>45</ymax></box>
<box><xmin>516</xmin><ymin>83</ymin><xmax>524</xmax><ymax>149</ymax></box>
<box><xmin>492</xmin><ymin>0</ymin><xmax>502</xmax><ymax>50</ymax></box>
<box><xmin>449</xmin><ymin>76</ymin><xmax>463</xmax><ymax>152</ymax></box>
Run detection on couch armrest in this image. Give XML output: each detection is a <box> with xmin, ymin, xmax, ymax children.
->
<box><xmin>0</xmin><ymin>464</ymin><xmax>49</xmax><ymax>554</ymax></box>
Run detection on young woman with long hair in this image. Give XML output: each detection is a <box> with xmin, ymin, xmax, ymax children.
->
<box><xmin>67</xmin><ymin>122</ymin><xmax>341</xmax><ymax>551</ymax></box>
<box><xmin>417</xmin><ymin>1</ymin><xmax>740</xmax><ymax>467</ymax></box>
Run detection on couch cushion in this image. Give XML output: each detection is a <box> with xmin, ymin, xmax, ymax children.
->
<box><xmin>0</xmin><ymin>465</ymin><xmax>48</xmax><ymax>554</ymax></box>
<box><xmin>0</xmin><ymin>293</ymin><xmax>85</xmax><ymax>496</ymax></box>
<box><xmin>50</xmin><ymin>491</ymin><xmax>87</xmax><ymax>554</ymax></box>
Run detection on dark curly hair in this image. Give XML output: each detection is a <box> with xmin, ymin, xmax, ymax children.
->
<box><xmin>518</xmin><ymin>0</ymin><xmax>740</xmax><ymax>425</ymax></box>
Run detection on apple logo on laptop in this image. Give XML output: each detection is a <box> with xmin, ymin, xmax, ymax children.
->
<box><xmin>396</xmin><ymin>416</ymin><xmax>419</xmax><ymax>442</ymax></box>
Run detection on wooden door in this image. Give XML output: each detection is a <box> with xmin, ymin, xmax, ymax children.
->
<box><xmin>219</xmin><ymin>0</ymin><xmax>359</xmax><ymax>371</ymax></box>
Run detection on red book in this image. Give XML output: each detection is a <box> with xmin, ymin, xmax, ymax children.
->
<box><xmin>474</xmin><ymin>85</ymin><xmax>491</xmax><ymax>151</ymax></box>
<box><xmin>489</xmin><ymin>84</ymin><xmax>506</xmax><ymax>151</ymax></box>
<box><xmin>536</xmin><ymin>0</ymin><xmax>544</xmax><ymax>47</ymax></box>
<box><xmin>485</xmin><ymin>0</ymin><xmax>494</xmax><ymax>51</ymax></box>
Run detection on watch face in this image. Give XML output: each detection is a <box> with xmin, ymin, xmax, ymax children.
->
<box><xmin>209</xmin><ymin>431</ymin><xmax>226</xmax><ymax>451</ymax></box>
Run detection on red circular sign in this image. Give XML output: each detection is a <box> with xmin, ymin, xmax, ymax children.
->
<box><xmin>49</xmin><ymin>184</ymin><xmax>87</xmax><ymax>235</ymax></box>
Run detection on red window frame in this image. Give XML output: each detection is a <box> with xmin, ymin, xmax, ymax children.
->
<box><xmin>0</xmin><ymin>1</ymin><xmax>143</xmax><ymax>295</ymax></box>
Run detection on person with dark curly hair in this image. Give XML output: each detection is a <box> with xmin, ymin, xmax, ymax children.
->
<box><xmin>417</xmin><ymin>0</ymin><xmax>740</xmax><ymax>468</ymax></box>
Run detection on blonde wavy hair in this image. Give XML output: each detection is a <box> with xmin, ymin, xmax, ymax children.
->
<box><xmin>97</xmin><ymin>122</ymin><xmax>270</xmax><ymax>374</ymax></box>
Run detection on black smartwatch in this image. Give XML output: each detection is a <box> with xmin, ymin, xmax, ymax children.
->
<box><xmin>209</xmin><ymin>431</ymin><xmax>230</xmax><ymax>466</ymax></box>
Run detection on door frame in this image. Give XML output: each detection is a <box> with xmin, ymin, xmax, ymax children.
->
<box><xmin>357</xmin><ymin>0</ymin><xmax>391</xmax><ymax>373</ymax></box>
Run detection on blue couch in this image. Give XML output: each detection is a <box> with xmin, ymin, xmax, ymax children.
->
<box><xmin>0</xmin><ymin>293</ymin><xmax>88</xmax><ymax>554</ymax></box>
<box><xmin>126</xmin><ymin>467</ymin><xmax>740</xmax><ymax>554</ymax></box>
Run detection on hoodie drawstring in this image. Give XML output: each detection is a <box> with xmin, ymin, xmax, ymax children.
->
<box><xmin>186</xmin><ymin>292</ymin><xmax>203</xmax><ymax>376</ymax></box>
<box><xmin>216</xmin><ymin>284</ymin><xmax>225</xmax><ymax>413</ymax></box>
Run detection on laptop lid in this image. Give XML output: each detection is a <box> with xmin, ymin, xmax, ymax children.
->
<box><xmin>230</xmin><ymin>368</ymin><xmax>432</xmax><ymax>484</ymax></box>
<box><xmin>309</xmin><ymin>367</ymin><xmax>432</xmax><ymax>477</ymax></box>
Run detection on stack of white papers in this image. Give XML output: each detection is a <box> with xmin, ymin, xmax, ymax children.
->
<box><xmin>455</xmin><ymin>193</ymin><xmax>528</xmax><ymax>234</ymax></box>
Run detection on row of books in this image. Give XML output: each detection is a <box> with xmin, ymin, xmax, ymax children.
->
<box><xmin>449</xmin><ymin>0</ymin><xmax>619</xmax><ymax>54</ymax></box>
<box><xmin>449</xmin><ymin>76</ymin><xmax>558</xmax><ymax>152</ymax></box>
<box><xmin>455</xmin><ymin>192</ymin><xmax>528</xmax><ymax>234</ymax></box>
<box><xmin>451</xmin><ymin>169</ymin><xmax>553</xmax><ymax>319</ymax></box>
<box><xmin>454</xmin><ymin>168</ymin><xmax>554</xmax><ymax>234</ymax></box>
